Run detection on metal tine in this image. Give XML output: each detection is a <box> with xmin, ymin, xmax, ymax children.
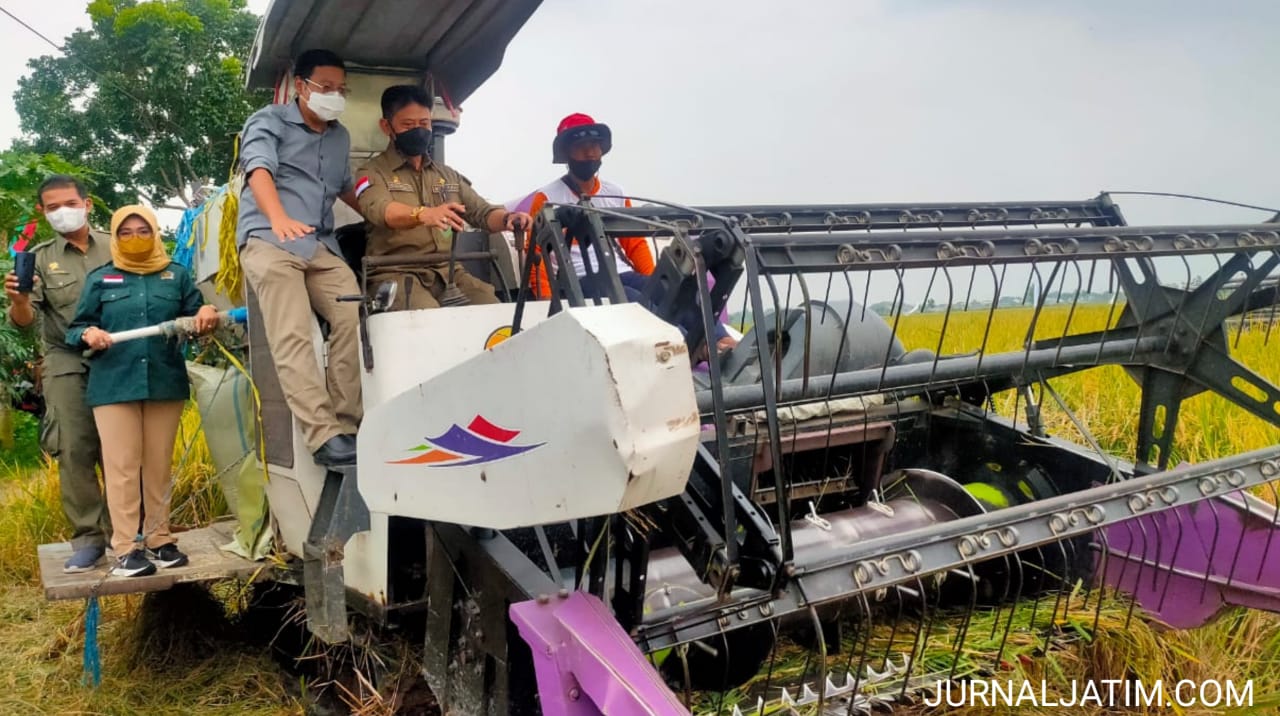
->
<box><xmin>1096</xmin><ymin>267</ymin><xmax>1128</xmax><ymax>398</ymax></box>
<box><xmin>1007</xmin><ymin>265</ymin><xmax>1046</xmax><ymax>433</ymax></box>
<box><xmin>1155</xmin><ymin>493</ymin><xmax>1190</xmax><ymax>613</ymax></box>
<box><xmin>1257</xmin><ymin>479</ymin><xmax>1280</xmax><ymax>582</ymax></box>
<box><xmin>834</xmin><ymin>587</ymin><xmax>875</xmax><ymax>713</ymax></box>
<box><xmin>947</xmin><ymin>560</ymin><xmax>981</xmax><ymax>682</ymax></box>
<box><xmin>1089</xmin><ymin>526</ymin><xmax>1112</xmax><ymax>633</ymax></box>
<box><xmin>1123</xmin><ymin>512</ymin><xmax>1156</xmax><ymax>631</ymax></box>
<box><xmin>1170</xmin><ymin>254</ymin><xmax>1204</xmax><ymax>357</ymax></box>
<box><xmin>963</xmin><ymin>265</ymin><xmax>978</xmax><ymax>312</ymax></box>
<box><xmin>1199</xmin><ymin>497</ymin><xmax>1227</xmax><ymax>603</ymax></box>
<box><xmin>924</xmin><ymin>268</ymin><xmax>958</xmax><ymax>394</ymax></box>
<box><xmin>875</xmin><ymin>268</ymin><xmax>916</xmax><ymax>394</ymax></box>
<box><xmin>1051</xmin><ymin>261</ymin><xmax>1089</xmax><ymax>367</ymax></box>
<box><xmin>809</xmin><ymin>271</ymin><xmax>857</xmax><ymax>502</ymax></box>
<box><xmin>1042</xmin><ymin>535</ymin><xmax>1075</xmax><ymax>655</ymax></box>
<box><xmin>756</xmin><ymin>616</ymin><xmax>784</xmax><ymax>713</ymax></box>
<box><xmin>973</xmin><ymin>264</ymin><xmax>1010</xmax><ymax>380</ymax></box>
<box><xmin>1261</xmin><ymin>270</ymin><xmax>1280</xmax><ymax>345</ymax></box>
<box><xmin>797</xmin><ymin>589</ymin><xmax>828</xmax><ymax>713</ymax></box>
<box><xmin>992</xmin><ymin>551</ymin><xmax>1029</xmax><ymax>670</ymax></box>
<box><xmin>814</xmin><ymin>271</ymin><xmax>864</xmax><ymax>505</ymax></box>
<box><xmin>842</xmin><ymin>590</ymin><xmax>878</xmax><ymax>713</ymax></box>
<box><xmin>893</xmin><ymin>577</ymin><xmax>932</xmax><ymax>705</ymax></box>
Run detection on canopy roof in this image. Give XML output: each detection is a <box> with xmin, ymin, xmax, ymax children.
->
<box><xmin>246</xmin><ymin>0</ymin><xmax>541</xmax><ymax>103</ymax></box>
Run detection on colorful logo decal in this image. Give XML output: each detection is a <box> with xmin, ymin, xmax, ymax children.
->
<box><xmin>484</xmin><ymin>326</ymin><xmax>513</xmax><ymax>350</ymax></box>
<box><xmin>388</xmin><ymin>415</ymin><xmax>544</xmax><ymax>468</ymax></box>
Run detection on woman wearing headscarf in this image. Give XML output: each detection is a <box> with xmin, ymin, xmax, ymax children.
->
<box><xmin>67</xmin><ymin>205</ymin><xmax>218</xmax><ymax>577</ymax></box>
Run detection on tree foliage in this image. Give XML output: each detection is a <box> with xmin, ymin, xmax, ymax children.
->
<box><xmin>12</xmin><ymin>0</ymin><xmax>268</xmax><ymax>209</ymax></box>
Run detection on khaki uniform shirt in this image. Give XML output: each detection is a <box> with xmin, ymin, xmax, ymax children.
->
<box><xmin>8</xmin><ymin>230</ymin><xmax>112</xmax><ymax>377</ymax></box>
<box><xmin>356</xmin><ymin>145</ymin><xmax>501</xmax><ymax>260</ymax></box>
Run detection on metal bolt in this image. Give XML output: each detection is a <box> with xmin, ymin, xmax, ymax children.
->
<box><xmin>568</xmin><ymin>687</ymin><xmax>581</xmax><ymax>701</ymax></box>
<box><xmin>558</xmin><ymin>588</ymin><xmax>570</xmax><ymax>599</ymax></box>
<box><xmin>536</xmin><ymin>593</ymin><xmax>550</xmax><ymax>604</ymax></box>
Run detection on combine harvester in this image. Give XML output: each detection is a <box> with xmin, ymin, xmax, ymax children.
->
<box><xmin>39</xmin><ymin>1</ymin><xmax>1280</xmax><ymax>713</ymax></box>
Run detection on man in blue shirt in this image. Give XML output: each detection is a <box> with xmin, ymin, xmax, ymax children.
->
<box><xmin>236</xmin><ymin>49</ymin><xmax>361</xmax><ymax>466</ymax></box>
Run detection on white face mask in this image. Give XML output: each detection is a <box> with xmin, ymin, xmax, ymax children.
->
<box><xmin>305</xmin><ymin>89</ymin><xmax>346</xmax><ymax>122</ymax></box>
<box><xmin>46</xmin><ymin>206</ymin><xmax>88</xmax><ymax>235</ymax></box>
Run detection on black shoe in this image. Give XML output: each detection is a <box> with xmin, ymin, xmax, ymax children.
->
<box><xmin>313</xmin><ymin>434</ymin><xmax>356</xmax><ymax>466</ymax></box>
<box><xmin>147</xmin><ymin>543</ymin><xmax>189</xmax><ymax>569</ymax></box>
<box><xmin>112</xmin><ymin>549</ymin><xmax>157</xmax><ymax>578</ymax></box>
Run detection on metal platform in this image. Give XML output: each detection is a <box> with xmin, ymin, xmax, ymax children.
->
<box><xmin>38</xmin><ymin>521</ymin><xmax>271</xmax><ymax>601</ymax></box>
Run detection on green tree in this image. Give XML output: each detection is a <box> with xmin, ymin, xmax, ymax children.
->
<box><xmin>12</xmin><ymin>0</ymin><xmax>268</xmax><ymax>209</ymax></box>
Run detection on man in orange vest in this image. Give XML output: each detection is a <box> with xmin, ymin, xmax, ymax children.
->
<box><xmin>509</xmin><ymin>113</ymin><xmax>655</xmax><ymax>300</ymax></box>
<box><xmin>509</xmin><ymin>113</ymin><xmax>739</xmax><ymax>361</ymax></box>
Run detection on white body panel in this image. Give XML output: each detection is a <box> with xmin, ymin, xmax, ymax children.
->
<box><xmin>264</xmin><ymin>320</ymin><xmax>390</xmax><ymax>601</ymax></box>
<box><xmin>360</xmin><ymin>302</ymin><xmax>552</xmax><ymax>406</ymax></box>
<box><xmin>358</xmin><ymin>304</ymin><xmax>700</xmax><ymax>529</ymax></box>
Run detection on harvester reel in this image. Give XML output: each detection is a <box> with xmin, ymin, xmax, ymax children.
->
<box><xmin>382</xmin><ymin>197</ymin><xmax>1280</xmax><ymax>715</ymax></box>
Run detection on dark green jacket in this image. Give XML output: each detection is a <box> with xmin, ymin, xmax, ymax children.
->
<box><xmin>66</xmin><ymin>262</ymin><xmax>204</xmax><ymax>407</ymax></box>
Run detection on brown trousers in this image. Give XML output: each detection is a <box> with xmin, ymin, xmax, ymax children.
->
<box><xmin>368</xmin><ymin>266</ymin><xmax>498</xmax><ymax>311</ymax></box>
<box><xmin>93</xmin><ymin>400</ymin><xmax>185</xmax><ymax>556</ymax></box>
<box><xmin>240</xmin><ymin>240</ymin><xmax>363</xmax><ymax>451</ymax></box>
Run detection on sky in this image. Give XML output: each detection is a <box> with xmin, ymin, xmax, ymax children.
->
<box><xmin>1</xmin><ymin>0</ymin><xmax>1277</xmax><ymax>306</ymax></box>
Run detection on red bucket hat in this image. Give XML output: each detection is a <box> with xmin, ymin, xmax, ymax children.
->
<box><xmin>552</xmin><ymin>112</ymin><xmax>612</xmax><ymax>164</ymax></box>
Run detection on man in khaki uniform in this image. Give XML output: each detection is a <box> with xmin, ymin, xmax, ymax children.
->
<box><xmin>3</xmin><ymin>175</ymin><xmax>113</xmax><ymax>572</ymax></box>
<box><xmin>355</xmin><ymin>85</ymin><xmax>530</xmax><ymax>310</ymax></box>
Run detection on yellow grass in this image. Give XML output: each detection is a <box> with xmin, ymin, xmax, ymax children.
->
<box><xmin>895</xmin><ymin>304</ymin><xmax>1280</xmax><ymax>466</ymax></box>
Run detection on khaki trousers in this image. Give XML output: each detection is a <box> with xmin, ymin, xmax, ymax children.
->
<box><xmin>240</xmin><ymin>240</ymin><xmax>363</xmax><ymax>451</ymax></box>
<box><xmin>368</xmin><ymin>266</ymin><xmax>498</xmax><ymax>311</ymax></box>
<box><xmin>42</xmin><ymin>371</ymin><xmax>111</xmax><ymax>550</ymax></box>
<box><xmin>93</xmin><ymin>400</ymin><xmax>185</xmax><ymax>556</ymax></box>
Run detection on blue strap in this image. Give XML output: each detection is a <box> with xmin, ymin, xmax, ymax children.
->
<box><xmin>82</xmin><ymin>595</ymin><xmax>102</xmax><ymax>687</ymax></box>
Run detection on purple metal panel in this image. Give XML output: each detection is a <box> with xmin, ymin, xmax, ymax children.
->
<box><xmin>1103</xmin><ymin>491</ymin><xmax>1280</xmax><ymax>629</ymax></box>
<box><xmin>511</xmin><ymin>591</ymin><xmax>690</xmax><ymax>716</ymax></box>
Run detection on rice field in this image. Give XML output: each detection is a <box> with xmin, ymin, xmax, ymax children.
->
<box><xmin>1</xmin><ymin>304</ymin><xmax>1278</xmax><ymax>714</ymax></box>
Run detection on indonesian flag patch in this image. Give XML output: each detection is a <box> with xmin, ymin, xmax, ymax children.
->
<box><xmin>101</xmin><ymin>274</ymin><xmax>124</xmax><ymax>285</ymax></box>
<box><xmin>354</xmin><ymin>176</ymin><xmax>371</xmax><ymax>198</ymax></box>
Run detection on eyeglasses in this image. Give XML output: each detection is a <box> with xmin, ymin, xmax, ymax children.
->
<box><xmin>306</xmin><ymin>78</ymin><xmax>350</xmax><ymax>97</ymax></box>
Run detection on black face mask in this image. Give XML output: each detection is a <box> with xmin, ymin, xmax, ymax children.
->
<box><xmin>394</xmin><ymin>127</ymin><xmax>433</xmax><ymax>158</ymax></box>
<box><xmin>567</xmin><ymin>158</ymin><xmax>601</xmax><ymax>182</ymax></box>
